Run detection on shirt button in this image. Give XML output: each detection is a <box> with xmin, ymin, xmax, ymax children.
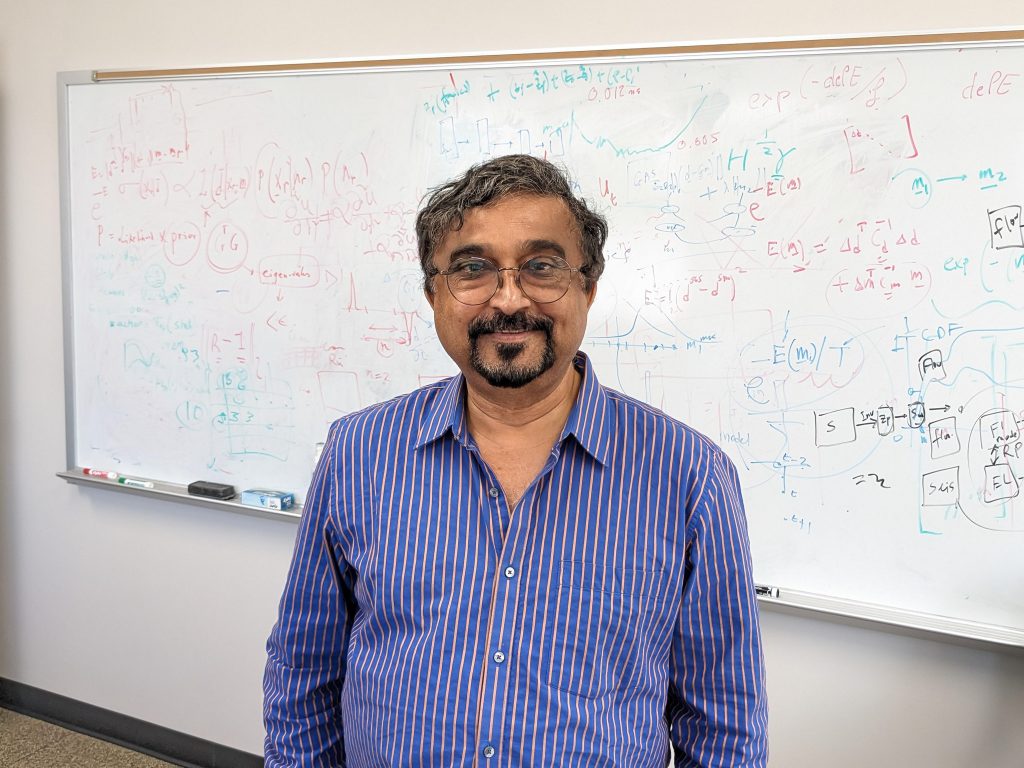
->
<box><xmin>493</xmin><ymin>650</ymin><xmax>505</xmax><ymax>664</ymax></box>
<box><xmin>482</xmin><ymin>745</ymin><xmax>496</xmax><ymax>758</ymax></box>
<box><xmin>488</xmin><ymin>487</ymin><xmax>499</xmax><ymax>498</ymax></box>
<box><xmin>504</xmin><ymin>566</ymin><xmax>516</xmax><ymax>579</ymax></box>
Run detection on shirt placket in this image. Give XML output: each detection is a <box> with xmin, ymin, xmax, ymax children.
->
<box><xmin>469</xmin><ymin>444</ymin><xmax>561</xmax><ymax>768</ymax></box>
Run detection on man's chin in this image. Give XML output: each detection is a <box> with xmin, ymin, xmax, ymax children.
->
<box><xmin>473</xmin><ymin>358</ymin><xmax>544</xmax><ymax>388</ymax></box>
<box><xmin>470</xmin><ymin>345</ymin><xmax>553</xmax><ymax>389</ymax></box>
<box><xmin>474</xmin><ymin>364</ymin><xmax>543</xmax><ymax>388</ymax></box>
<box><xmin>494</xmin><ymin>340</ymin><xmax>529</xmax><ymax>362</ymax></box>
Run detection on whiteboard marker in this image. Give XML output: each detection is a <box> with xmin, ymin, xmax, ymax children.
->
<box><xmin>83</xmin><ymin>467</ymin><xmax>118</xmax><ymax>479</ymax></box>
<box><xmin>755</xmin><ymin>584</ymin><xmax>780</xmax><ymax>598</ymax></box>
<box><xmin>118</xmin><ymin>477</ymin><xmax>154</xmax><ymax>490</ymax></box>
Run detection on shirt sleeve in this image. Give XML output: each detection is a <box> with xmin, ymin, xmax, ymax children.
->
<box><xmin>666</xmin><ymin>446</ymin><xmax>769</xmax><ymax>767</ymax></box>
<box><xmin>264</xmin><ymin>422</ymin><xmax>355</xmax><ymax>767</ymax></box>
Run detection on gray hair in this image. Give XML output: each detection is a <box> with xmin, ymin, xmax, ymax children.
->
<box><xmin>416</xmin><ymin>154</ymin><xmax>608</xmax><ymax>293</ymax></box>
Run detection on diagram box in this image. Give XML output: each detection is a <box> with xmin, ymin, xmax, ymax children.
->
<box><xmin>815</xmin><ymin>407</ymin><xmax>856</xmax><ymax>447</ymax></box>
<box><xmin>983</xmin><ymin>464</ymin><xmax>1020</xmax><ymax>503</ymax></box>
<box><xmin>928</xmin><ymin>416</ymin><xmax>960</xmax><ymax>459</ymax></box>
<box><xmin>922</xmin><ymin>466</ymin><xmax>960</xmax><ymax>506</ymax></box>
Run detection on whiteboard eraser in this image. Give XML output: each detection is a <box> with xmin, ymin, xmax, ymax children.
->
<box><xmin>187</xmin><ymin>480</ymin><xmax>236</xmax><ymax>499</ymax></box>
<box><xmin>240</xmin><ymin>489</ymin><xmax>295</xmax><ymax>511</ymax></box>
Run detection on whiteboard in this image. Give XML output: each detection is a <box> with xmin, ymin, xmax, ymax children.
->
<box><xmin>60</xmin><ymin>37</ymin><xmax>1024</xmax><ymax>644</ymax></box>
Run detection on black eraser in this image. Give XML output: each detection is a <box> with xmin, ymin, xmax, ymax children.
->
<box><xmin>187</xmin><ymin>480</ymin><xmax>236</xmax><ymax>499</ymax></box>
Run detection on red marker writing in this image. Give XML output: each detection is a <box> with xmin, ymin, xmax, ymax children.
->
<box><xmin>82</xmin><ymin>467</ymin><xmax>118</xmax><ymax>479</ymax></box>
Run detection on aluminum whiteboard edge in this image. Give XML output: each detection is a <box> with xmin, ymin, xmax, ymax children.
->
<box><xmin>759</xmin><ymin>589</ymin><xmax>1024</xmax><ymax>649</ymax></box>
<box><xmin>90</xmin><ymin>28</ymin><xmax>1024</xmax><ymax>81</ymax></box>
<box><xmin>57</xmin><ymin>471</ymin><xmax>301</xmax><ymax>523</ymax></box>
<box><xmin>58</xmin><ymin>72</ymin><xmax>89</xmax><ymax>474</ymax></box>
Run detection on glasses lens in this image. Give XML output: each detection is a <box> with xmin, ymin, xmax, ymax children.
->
<box><xmin>519</xmin><ymin>256</ymin><xmax>571</xmax><ymax>303</ymax></box>
<box><xmin>446</xmin><ymin>259</ymin><xmax>498</xmax><ymax>305</ymax></box>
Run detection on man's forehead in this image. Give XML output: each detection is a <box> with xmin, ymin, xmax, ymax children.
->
<box><xmin>440</xmin><ymin>194</ymin><xmax>578</xmax><ymax>246</ymax></box>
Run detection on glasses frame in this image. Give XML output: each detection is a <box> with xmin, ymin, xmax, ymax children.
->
<box><xmin>436</xmin><ymin>256</ymin><xmax>587</xmax><ymax>306</ymax></box>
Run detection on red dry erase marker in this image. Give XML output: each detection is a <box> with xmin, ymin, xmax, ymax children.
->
<box><xmin>82</xmin><ymin>467</ymin><xmax>118</xmax><ymax>479</ymax></box>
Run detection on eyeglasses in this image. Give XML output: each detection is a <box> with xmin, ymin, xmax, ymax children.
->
<box><xmin>436</xmin><ymin>256</ymin><xmax>585</xmax><ymax>305</ymax></box>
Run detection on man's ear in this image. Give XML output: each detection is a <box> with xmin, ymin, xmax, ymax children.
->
<box><xmin>424</xmin><ymin>283</ymin><xmax>436</xmax><ymax>309</ymax></box>
<box><xmin>585</xmin><ymin>279</ymin><xmax>597</xmax><ymax>308</ymax></box>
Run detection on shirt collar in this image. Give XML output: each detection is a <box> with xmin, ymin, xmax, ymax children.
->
<box><xmin>559</xmin><ymin>352</ymin><xmax>609</xmax><ymax>466</ymax></box>
<box><xmin>415</xmin><ymin>373</ymin><xmax>470</xmax><ymax>449</ymax></box>
<box><xmin>415</xmin><ymin>352</ymin><xmax>610</xmax><ymax>467</ymax></box>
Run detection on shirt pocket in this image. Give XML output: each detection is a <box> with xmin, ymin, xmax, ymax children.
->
<box><xmin>544</xmin><ymin>560</ymin><xmax>668</xmax><ymax>700</ymax></box>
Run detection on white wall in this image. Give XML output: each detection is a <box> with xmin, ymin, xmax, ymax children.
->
<box><xmin>1</xmin><ymin>1</ymin><xmax>1023</xmax><ymax>764</ymax></box>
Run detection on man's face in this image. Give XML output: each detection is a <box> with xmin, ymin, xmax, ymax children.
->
<box><xmin>426</xmin><ymin>194</ymin><xmax>596</xmax><ymax>391</ymax></box>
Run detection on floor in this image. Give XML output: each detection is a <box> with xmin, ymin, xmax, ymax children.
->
<box><xmin>0</xmin><ymin>707</ymin><xmax>176</xmax><ymax>767</ymax></box>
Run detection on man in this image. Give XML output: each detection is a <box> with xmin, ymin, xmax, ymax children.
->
<box><xmin>264</xmin><ymin>154</ymin><xmax>768</xmax><ymax>767</ymax></box>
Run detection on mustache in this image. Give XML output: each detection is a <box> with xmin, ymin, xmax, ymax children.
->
<box><xmin>468</xmin><ymin>311</ymin><xmax>553</xmax><ymax>340</ymax></box>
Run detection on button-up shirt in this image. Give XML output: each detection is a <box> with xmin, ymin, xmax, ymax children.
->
<box><xmin>264</xmin><ymin>353</ymin><xmax>768</xmax><ymax>767</ymax></box>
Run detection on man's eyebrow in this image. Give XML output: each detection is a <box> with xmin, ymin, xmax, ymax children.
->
<box><xmin>520</xmin><ymin>239</ymin><xmax>566</xmax><ymax>258</ymax></box>
<box><xmin>446</xmin><ymin>239</ymin><xmax>567</xmax><ymax>263</ymax></box>
<box><xmin>447</xmin><ymin>244</ymin><xmax>487</xmax><ymax>262</ymax></box>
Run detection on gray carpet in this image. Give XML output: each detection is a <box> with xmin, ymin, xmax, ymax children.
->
<box><xmin>0</xmin><ymin>707</ymin><xmax>176</xmax><ymax>767</ymax></box>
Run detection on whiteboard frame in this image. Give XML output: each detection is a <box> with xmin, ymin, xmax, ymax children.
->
<box><xmin>56</xmin><ymin>471</ymin><xmax>301</xmax><ymax>523</ymax></box>
<box><xmin>90</xmin><ymin>28</ymin><xmax>1024</xmax><ymax>81</ymax></box>
<box><xmin>58</xmin><ymin>71</ymin><xmax>83</xmax><ymax>478</ymax></box>
<box><xmin>58</xmin><ymin>31</ymin><xmax>1024</xmax><ymax>649</ymax></box>
<box><xmin>759</xmin><ymin>589</ymin><xmax>1024</xmax><ymax>650</ymax></box>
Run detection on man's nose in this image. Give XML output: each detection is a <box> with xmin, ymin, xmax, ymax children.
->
<box><xmin>488</xmin><ymin>268</ymin><xmax>532</xmax><ymax>313</ymax></box>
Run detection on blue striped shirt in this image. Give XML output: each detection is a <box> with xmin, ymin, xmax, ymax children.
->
<box><xmin>264</xmin><ymin>353</ymin><xmax>767</xmax><ymax>767</ymax></box>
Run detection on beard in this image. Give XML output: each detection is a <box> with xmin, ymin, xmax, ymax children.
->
<box><xmin>467</xmin><ymin>310</ymin><xmax>556</xmax><ymax>388</ymax></box>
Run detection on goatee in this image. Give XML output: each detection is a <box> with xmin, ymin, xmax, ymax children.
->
<box><xmin>467</xmin><ymin>311</ymin><xmax>556</xmax><ymax>388</ymax></box>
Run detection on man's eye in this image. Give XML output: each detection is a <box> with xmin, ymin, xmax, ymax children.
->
<box><xmin>523</xmin><ymin>258</ymin><xmax>561</xmax><ymax>274</ymax></box>
<box><xmin>450</xmin><ymin>260</ymin><xmax>491</xmax><ymax>277</ymax></box>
